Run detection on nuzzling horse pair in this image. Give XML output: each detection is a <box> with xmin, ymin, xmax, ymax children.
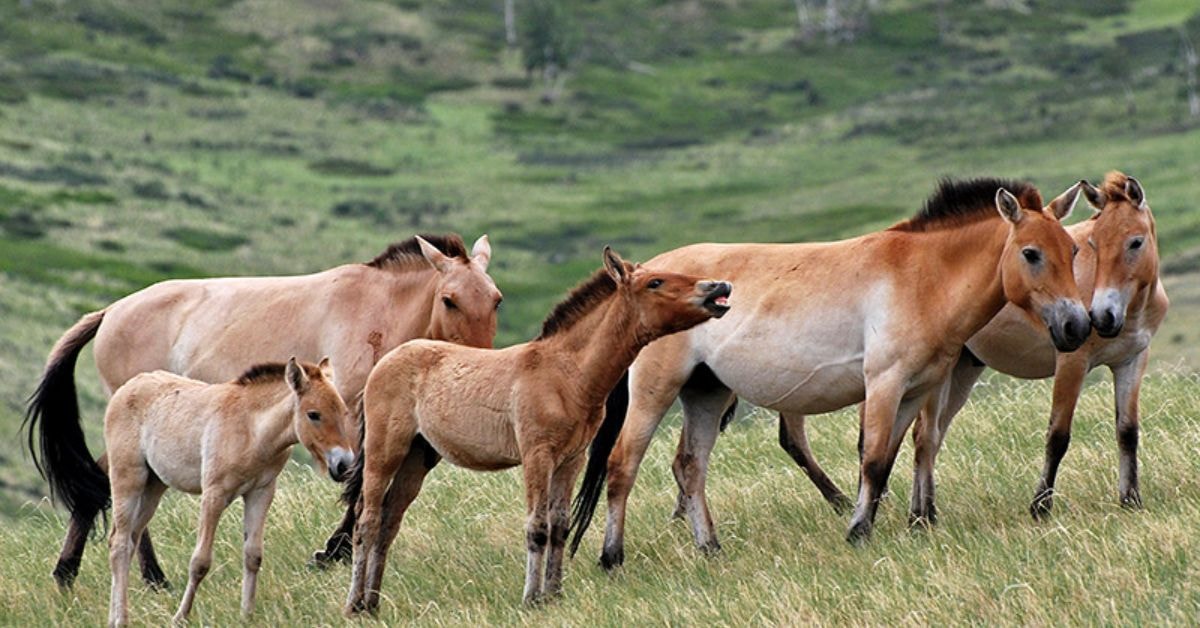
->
<box><xmin>782</xmin><ymin>171</ymin><xmax>1167</xmax><ymax>524</ymax></box>
<box><xmin>345</xmin><ymin>248</ymin><xmax>732</xmax><ymax>612</ymax></box>
<box><xmin>576</xmin><ymin>177</ymin><xmax>1093</xmax><ymax>569</ymax></box>
<box><xmin>106</xmin><ymin>358</ymin><xmax>353</xmax><ymax>627</ymax></box>
<box><xmin>25</xmin><ymin>233</ymin><xmax>500</xmax><ymax>589</ymax></box>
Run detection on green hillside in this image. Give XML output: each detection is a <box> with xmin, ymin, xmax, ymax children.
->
<box><xmin>1</xmin><ymin>0</ymin><xmax>1199</xmax><ymax>592</ymax></box>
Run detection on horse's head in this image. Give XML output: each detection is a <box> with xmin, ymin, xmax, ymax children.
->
<box><xmin>996</xmin><ymin>183</ymin><xmax>1091</xmax><ymax>352</ymax></box>
<box><xmin>285</xmin><ymin>357</ymin><xmax>355</xmax><ymax>481</ymax></box>
<box><xmin>603</xmin><ymin>247</ymin><xmax>732</xmax><ymax>339</ymax></box>
<box><xmin>419</xmin><ymin>235</ymin><xmax>502</xmax><ymax>348</ymax></box>
<box><xmin>1079</xmin><ymin>172</ymin><xmax>1158</xmax><ymax>338</ymax></box>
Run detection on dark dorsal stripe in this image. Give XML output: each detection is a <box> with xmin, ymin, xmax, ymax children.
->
<box><xmin>537</xmin><ymin>269</ymin><xmax>618</xmax><ymax>339</ymax></box>
<box><xmin>891</xmin><ymin>177</ymin><xmax>1041</xmax><ymax>232</ymax></box>
<box><xmin>364</xmin><ymin>233</ymin><xmax>469</xmax><ymax>270</ymax></box>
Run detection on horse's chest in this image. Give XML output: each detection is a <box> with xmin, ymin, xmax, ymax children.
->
<box><xmin>1091</xmin><ymin>328</ymin><xmax>1152</xmax><ymax>367</ymax></box>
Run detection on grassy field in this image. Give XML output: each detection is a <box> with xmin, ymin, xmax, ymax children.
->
<box><xmin>2</xmin><ymin>0</ymin><xmax>1200</xmax><ymax>623</ymax></box>
<box><xmin>1</xmin><ymin>370</ymin><xmax>1198</xmax><ymax>625</ymax></box>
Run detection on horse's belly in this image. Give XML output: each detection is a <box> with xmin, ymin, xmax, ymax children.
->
<box><xmin>418</xmin><ymin>410</ymin><xmax>520</xmax><ymax>471</ymax></box>
<box><xmin>712</xmin><ymin>353</ymin><xmax>866</xmax><ymax>415</ymax></box>
<box><xmin>144</xmin><ymin>444</ymin><xmax>203</xmax><ymax>494</ymax></box>
<box><xmin>967</xmin><ymin>306</ymin><xmax>1056</xmax><ymax>378</ymax></box>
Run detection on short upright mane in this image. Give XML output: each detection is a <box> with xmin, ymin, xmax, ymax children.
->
<box><xmin>891</xmin><ymin>177</ymin><xmax>1042</xmax><ymax>232</ymax></box>
<box><xmin>537</xmin><ymin>269</ymin><xmax>618</xmax><ymax>339</ymax></box>
<box><xmin>234</xmin><ymin>363</ymin><xmax>288</xmax><ymax>385</ymax></box>
<box><xmin>365</xmin><ymin>233</ymin><xmax>469</xmax><ymax>270</ymax></box>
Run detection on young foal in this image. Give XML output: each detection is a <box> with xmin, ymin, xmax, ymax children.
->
<box><xmin>345</xmin><ymin>248</ymin><xmax>731</xmax><ymax>613</ymax></box>
<box><xmin>579</xmin><ymin>178</ymin><xmax>1089</xmax><ymax>568</ymax></box>
<box><xmin>105</xmin><ymin>358</ymin><xmax>354</xmax><ymax>627</ymax></box>
<box><xmin>782</xmin><ymin>172</ymin><xmax>1168</xmax><ymax>523</ymax></box>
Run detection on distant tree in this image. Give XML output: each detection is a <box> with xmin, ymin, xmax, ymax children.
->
<box><xmin>520</xmin><ymin>0</ymin><xmax>575</xmax><ymax>101</ymax></box>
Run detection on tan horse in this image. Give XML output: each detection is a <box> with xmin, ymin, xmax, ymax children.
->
<box><xmin>781</xmin><ymin>172</ymin><xmax>1168</xmax><ymax>523</ymax></box>
<box><xmin>574</xmin><ymin>178</ymin><xmax>1089</xmax><ymax>568</ymax></box>
<box><xmin>105</xmin><ymin>358</ymin><xmax>354</xmax><ymax>627</ymax></box>
<box><xmin>24</xmin><ymin>233</ymin><xmax>499</xmax><ymax>588</ymax></box>
<box><xmin>345</xmin><ymin>248</ymin><xmax>731</xmax><ymax>613</ymax></box>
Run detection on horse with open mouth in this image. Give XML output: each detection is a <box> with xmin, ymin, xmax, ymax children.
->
<box><xmin>23</xmin><ymin>233</ymin><xmax>500</xmax><ymax>589</ymax></box>
<box><xmin>344</xmin><ymin>247</ymin><xmax>730</xmax><ymax>613</ymax></box>
<box><xmin>572</xmin><ymin>177</ymin><xmax>1089</xmax><ymax>568</ymax></box>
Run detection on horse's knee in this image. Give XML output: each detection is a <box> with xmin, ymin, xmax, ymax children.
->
<box><xmin>525</xmin><ymin>521</ymin><xmax>549</xmax><ymax>552</ymax></box>
<box><xmin>244</xmin><ymin>550</ymin><xmax>263</xmax><ymax>573</ymax></box>
<box><xmin>189</xmin><ymin>557</ymin><xmax>211</xmax><ymax>581</ymax></box>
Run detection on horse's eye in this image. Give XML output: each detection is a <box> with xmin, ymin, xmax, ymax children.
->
<box><xmin>1022</xmin><ymin>248</ymin><xmax>1042</xmax><ymax>264</ymax></box>
<box><xmin>1129</xmin><ymin>237</ymin><xmax>1144</xmax><ymax>251</ymax></box>
<box><xmin>306</xmin><ymin>411</ymin><xmax>321</xmax><ymax>422</ymax></box>
<box><xmin>647</xmin><ymin>278</ymin><xmax>664</xmax><ymax>289</ymax></box>
<box><xmin>494</xmin><ymin>298</ymin><xmax>503</xmax><ymax>311</ymax></box>
<box><xmin>442</xmin><ymin>296</ymin><xmax>457</xmax><ymax>310</ymax></box>
<box><xmin>1087</xmin><ymin>237</ymin><xmax>1097</xmax><ymax>250</ymax></box>
<box><xmin>1071</xmin><ymin>244</ymin><xmax>1079</xmax><ymax>258</ymax></box>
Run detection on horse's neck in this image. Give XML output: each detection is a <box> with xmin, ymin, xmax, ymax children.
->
<box><xmin>910</xmin><ymin>219</ymin><xmax>1010</xmax><ymax>344</ymax></box>
<box><xmin>542</xmin><ymin>296</ymin><xmax>641</xmax><ymax>409</ymax></box>
<box><xmin>237</xmin><ymin>386</ymin><xmax>299</xmax><ymax>456</ymax></box>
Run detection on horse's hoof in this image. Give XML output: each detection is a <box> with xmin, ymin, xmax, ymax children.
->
<box><xmin>830</xmin><ymin>494</ymin><xmax>854</xmax><ymax>516</ymax></box>
<box><xmin>845</xmin><ymin>521</ymin><xmax>872</xmax><ymax>545</ymax></box>
<box><xmin>1120</xmin><ymin>490</ymin><xmax>1143</xmax><ymax>510</ymax></box>
<box><xmin>1029</xmin><ymin>493</ymin><xmax>1054</xmax><ymax>521</ymax></box>
<box><xmin>143</xmin><ymin>576</ymin><xmax>171</xmax><ymax>592</ymax></box>
<box><xmin>599</xmin><ymin>547</ymin><xmax>624</xmax><ymax>571</ymax></box>
<box><xmin>522</xmin><ymin>592</ymin><xmax>545</xmax><ymax>607</ymax></box>
<box><xmin>52</xmin><ymin>561</ymin><xmax>79</xmax><ymax>590</ymax></box>
<box><xmin>697</xmin><ymin>540</ymin><xmax>722</xmax><ymax>556</ymax></box>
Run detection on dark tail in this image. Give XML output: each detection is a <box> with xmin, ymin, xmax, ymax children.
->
<box><xmin>718</xmin><ymin>398</ymin><xmax>739</xmax><ymax>432</ymax></box>
<box><xmin>22</xmin><ymin>310</ymin><xmax>110</xmax><ymax>522</ymax></box>
<box><xmin>568</xmin><ymin>371</ymin><xmax>629</xmax><ymax>558</ymax></box>
<box><xmin>339</xmin><ymin>394</ymin><xmax>368</xmax><ymax>506</ymax></box>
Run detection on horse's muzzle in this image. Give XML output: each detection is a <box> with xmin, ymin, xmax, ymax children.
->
<box><xmin>1043</xmin><ymin>299</ymin><xmax>1091</xmax><ymax>353</ymax></box>
<box><xmin>1090</xmin><ymin>288</ymin><xmax>1126</xmax><ymax>338</ymax></box>
<box><xmin>698</xmin><ymin>281</ymin><xmax>732</xmax><ymax>318</ymax></box>
<box><xmin>326</xmin><ymin>447</ymin><xmax>355</xmax><ymax>482</ymax></box>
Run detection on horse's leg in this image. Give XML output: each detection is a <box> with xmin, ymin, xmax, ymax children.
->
<box><xmin>672</xmin><ymin>382</ymin><xmax>736</xmax><ymax>554</ymax></box>
<box><xmin>1112</xmin><ymin>349</ymin><xmax>1150</xmax><ymax>509</ymax></box>
<box><xmin>363</xmin><ymin>440</ymin><xmax>440</xmax><ymax>608</ymax></box>
<box><xmin>107</xmin><ymin>465</ymin><xmax>143</xmax><ymax>627</ymax></box>
<box><xmin>779</xmin><ymin>412</ymin><xmax>852</xmax><ymax>513</ymax></box>
<box><xmin>311</xmin><ymin>505</ymin><xmax>355</xmax><ymax>568</ymax></box>
<box><xmin>239</xmin><ymin>482</ymin><xmax>276</xmax><ymax>617</ymax></box>
<box><xmin>346</xmin><ymin>441</ymin><xmax>409</xmax><ymax>615</ymax></box>
<box><xmin>174</xmin><ymin>490</ymin><xmax>230</xmax><ymax>623</ymax></box>
<box><xmin>56</xmin><ymin>451</ymin><xmax>110</xmax><ymax>589</ymax></box>
<box><xmin>910</xmin><ymin>353</ymin><xmax>985</xmax><ymax>526</ymax></box>
<box><xmin>136</xmin><ymin>529</ymin><xmax>168</xmax><ymax>590</ymax></box>
<box><xmin>1030</xmin><ymin>354</ymin><xmax>1088</xmax><ymax>519</ymax></box>
<box><xmin>521</xmin><ymin>450</ymin><xmax>555</xmax><ymax>605</ymax></box>
<box><xmin>544</xmin><ymin>454</ymin><xmax>585</xmax><ymax>599</ymax></box>
<box><xmin>601</xmin><ymin>366</ymin><xmax>686</xmax><ymax>570</ymax></box>
<box><xmin>847</xmin><ymin>378</ymin><xmax>925</xmax><ymax>544</ymax></box>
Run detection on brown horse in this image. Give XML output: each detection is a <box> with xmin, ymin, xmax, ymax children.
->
<box><xmin>573</xmin><ymin>178</ymin><xmax>1089</xmax><ymax>568</ymax></box>
<box><xmin>24</xmin><ymin>233</ymin><xmax>500</xmax><ymax>588</ymax></box>
<box><xmin>345</xmin><ymin>248</ymin><xmax>731</xmax><ymax>613</ymax></box>
<box><xmin>781</xmin><ymin>171</ymin><xmax>1168</xmax><ymax>523</ymax></box>
<box><xmin>105</xmin><ymin>358</ymin><xmax>354</xmax><ymax>627</ymax></box>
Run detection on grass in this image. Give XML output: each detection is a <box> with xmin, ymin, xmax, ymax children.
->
<box><xmin>1</xmin><ymin>370</ymin><xmax>1198</xmax><ymax>624</ymax></box>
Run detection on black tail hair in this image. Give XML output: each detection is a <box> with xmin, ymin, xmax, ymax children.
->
<box><xmin>568</xmin><ymin>371</ymin><xmax>629</xmax><ymax>557</ymax></box>
<box><xmin>718</xmin><ymin>398</ymin><xmax>739</xmax><ymax>432</ymax></box>
<box><xmin>340</xmin><ymin>395</ymin><xmax>368</xmax><ymax>506</ymax></box>
<box><xmin>22</xmin><ymin>310</ymin><xmax>110</xmax><ymax>524</ymax></box>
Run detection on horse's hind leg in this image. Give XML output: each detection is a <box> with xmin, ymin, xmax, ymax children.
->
<box><xmin>55</xmin><ymin>451</ymin><xmax>110</xmax><ymax>589</ymax></box>
<box><xmin>136</xmin><ymin>530</ymin><xmax>169</xmax><ymax>589</ymax></box>
<box><xmin>673</xmin><ymin>378</ymin><xmax>736</xmax><ymax>554</ymax></box>
<box><xmin>1112</xmin><ymin>349</ymin><xmax>1149</xmax><ymax>509</ymax></box>
<box><xmin>544</xmin><ymin>454</ymin><xmax>586</xmax><ymax>599</ymax></box>
<box><xmin>779</xmin><ymin>413</ymin><xmax>852</xmax><ymax>514</ymax></box>
<box><xmin>910</xmin><ymin>353</ymin><xmax>985</xmax><ymax>526</ymax></box>
<box><xmin>363</xmin><ymin>438</ymin><xmax>440</xmax><ymax>608</ymax></box>
<box><xmin>847</xmin><ymin>379</ymin><xmax>925</xmax><ymax>543</ymax></box>
<box><xmin>108</xmin><ymin>462</ymin><xmax>166</xmax><ymax>627</ymax></box>
<box><xmin>347</xmin><ymin>438</ymin><xmax>412</xmax><ymax>615</ymax></box>
<box><xmin>311</xmin><ymin>505</ymin><xmax>355</xmax><ymax>568</ymax></box>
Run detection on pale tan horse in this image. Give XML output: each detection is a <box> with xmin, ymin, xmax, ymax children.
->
<box><xmin>345</xmin><ymin>248</ymin><xmax>731</xmax><ymax>613</ymax></box>
<box><xmin>573</xmin><ymin>178</ymin><xmax>1089</xmax><ymax>569</ymax></box>
<box><xmin>105</xmin><ymin>358</ymin><xmax>354</xmax><ymax>627</ymax></box>
<box><xmin>24</xmin><ymin>233</ymin><xmax>500</xmax><ymax>588</ymax></box>
<box><xmin>781</xmin><ymin>171</ymin><xmax>1168</xmax><ymax>523</ymax></box>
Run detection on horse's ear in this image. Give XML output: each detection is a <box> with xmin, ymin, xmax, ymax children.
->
<box><xmin>471</xmin><ymin>234</ymin><xmax>492</xmax><ymax>271</ymax></box>
<box><xmin>317</xmin><ymin>356</ymin><xmax>335</xmax><ymax>382</ymax></box>
<box><xmin>603</xmin><ymin>246</ymin><xmax>628</xmax><ymax>283</ymax></box>
<box><xmin>995</xmin><ymin>188</ymin><xmax>1023</xmax><ymax>224</ymax></box>
<box><xmin>1126</xmin><ymin>177</ymin><xmax>1147</xmax><ymax>209</ymax></box>
<box><xmin>285</xmin><ymin>357</ymin><xmax>309</xmax><ymax>394</ymax></box>
<box><xmin>1045</xmin><ymin>181</ymin><xmax>1082</xmax><ymax>221</ymax></box>
<box><xmin>1080</xmin><ymin>179</ymin><xmax>1106</xmax><ymax>211</ymax></box>
<box><xmin>416</xmin><ymin>236</ymin><xmax>451</xmax><ymax>273</ymax></box>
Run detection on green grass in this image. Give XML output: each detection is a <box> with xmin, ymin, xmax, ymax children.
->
<box><xmin>1</xmin><ymin>371</ymin><xmax>1198</xmax><ymax>624</ymax></box>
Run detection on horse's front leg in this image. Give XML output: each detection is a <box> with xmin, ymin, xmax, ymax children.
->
<box><xmin>1112</xmin><ymin>349</ymin><xmax>1150</xmax><ymax>509</ymax></box>
<box><xmin>544</xmin><ymin>454</ymin><xmax>585</xmax><ymax>599</ymax></box>
<box><xmin>174</xmin><ymin>490</ymin><xmax>231</xmax><ymax>623</ymax></box>
<box><xmin>521</xmin><ymin>450</ymin><xmax>554</xmax><ymax>605</ymax></box>
<box><xmin>1030</xmin><ymin>354</ymin><xmax>1088</xmax><ymax>519</ymax></box>
<box><xmin>240</xmin><ymin>482</ymin><xmax>277</xmax><ymax>617</ymax></box>
<box><xmin>910</xmin><ymin>352</ymin><xmax>986</xmax><ymax>526</ymax></box>
<box><xmin>847</xmin><ymin>377</ymin><xmax>926</xmax><ymax>544</ymax></box>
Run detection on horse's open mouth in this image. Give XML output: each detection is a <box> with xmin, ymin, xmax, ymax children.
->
<box><xmin>702</xmin><ymin>282</ymin><xmax>732</xmax><ymax>317</ymax></box>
